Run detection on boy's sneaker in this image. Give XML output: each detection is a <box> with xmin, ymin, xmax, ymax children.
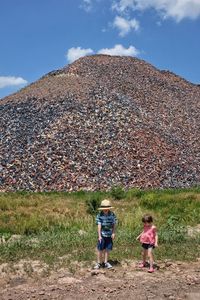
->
<box><xmin>104</xmin><ymin>262</ymin><xmax>112</xmax><ymax>269</ymax></box>
<box><xmin>148</xmin><ymin>268</ymin><xmax>155</xmax><ymax>273</ymax></box>
<box><xmin>93</xmin><ymin>263</ymin><xmax>101</xmax><ymax>269</ymax></box>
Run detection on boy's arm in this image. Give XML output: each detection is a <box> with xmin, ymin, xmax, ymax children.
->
<box><xmin>97</xmin><ymin>224</ymin><xmax>102</xmax><ymax>241</ymax></box>
<box><xmin>96</xmin><ymin>213</ymin><xmax>102</xmax><ymax>241</ymax></box>
<box><xmin>111</xmin><ymin>223</ymin><xmax>116</xmax><ymax>240</ymax></box>
<box><xmin>111</xmin><ymin>213</ymin><xmax>117</xmax><ymax>239</ymax></box>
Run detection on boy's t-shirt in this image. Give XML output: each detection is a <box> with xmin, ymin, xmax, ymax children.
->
<box><xmin>96</xmin><ymin>211</ymin><xmax>117</xmax><ymax>237</ymax></box>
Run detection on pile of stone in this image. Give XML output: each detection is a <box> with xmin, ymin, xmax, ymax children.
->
<box><xmin>0</xmin><ymin>54</ymin><xmax>200</xmax><ymax>191</ymax></box>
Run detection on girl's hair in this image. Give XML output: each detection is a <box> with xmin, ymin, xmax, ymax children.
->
<box><xmin>142</xmin><ymin>214</ymin><xmax>153</xmax><ymax>223</ymax></box>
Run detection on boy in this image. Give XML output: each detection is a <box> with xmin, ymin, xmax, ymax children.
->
<box><xmin>94</xmin><ymin>199</ymin><xmax>117</xmax><ymax>269</ymax></box>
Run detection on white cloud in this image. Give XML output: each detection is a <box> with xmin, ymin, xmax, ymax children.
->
<box><xmin>66</xmin><ymin>44</ymin><xmax>140</xmax><ymax>62</ymax></box>
<box><xmin>80</xmin><ymin>0</ymin><xmax>93</xmax><ymax>12</ymax></box>
<box><xmin>98</xmin><ymin>44</ymin><xmax>140</xmax><ymax>56</ymax></box>
<box><xmin>113</xmin><ymin>15</ymin><xmax>140</xmax><ymax>36</ymax></box>
<box><xmin>0</xmin><ymin>76</ymin><xmax>27</xmax><ymax>89</ymax></box>
<box><xmin>112</xmin><ymin>0</ymin><xmax>200</xmax><ymax>22</ymax></box>
<box><xmin>66</xmin><ymin>47</ymin><xmax>94</xmax><ymax>63</ymax></box>
<box><xmin>161</xmin><ymin>0</ymin><xmax>200</xmax><ymax>21</ymax></box>
<box><xmin>112</xmin><ymin>0</ymin><xmax>136</xmax><ymax>13</ymax></box>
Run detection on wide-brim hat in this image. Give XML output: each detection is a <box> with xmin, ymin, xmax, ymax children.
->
<box><xmin>98</xmin><ymin>199</ymin><xmax>114</xmax><ymax>210</ymax></box>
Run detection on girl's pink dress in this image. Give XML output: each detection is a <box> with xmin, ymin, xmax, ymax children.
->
<box><xmin>139</xmin><ymin>224</ymin><xmax>157</xmax><ymax>245</ymax></box>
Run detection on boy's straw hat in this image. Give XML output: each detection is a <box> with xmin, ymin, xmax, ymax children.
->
<box><xmin>98</xmin><ymin>199</ymin><xmax>113</xmax><ymax>210</ymax></box>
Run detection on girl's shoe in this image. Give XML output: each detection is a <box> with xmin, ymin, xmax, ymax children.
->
<box><xmin>148</xmin><ymin>267</ymin><xmax>155</xmax><ymax>273</ymax></box>
<box><xmin>138</xmin><ymin>262</ymin><xmax>145</xmax><ymax>268</ymax></box>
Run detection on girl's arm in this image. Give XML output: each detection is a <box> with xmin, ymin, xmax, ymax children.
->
<box><xmin>153</xmin><ymin>226</ymin><xmax>158</xmax><ymax>247</ymax></box>
<box><xmin>136</xmin><ymin>232</ymin><xmax>142</xmax><ymax>240</ymax></box>
<box><xmin>155</xmin><ymin>232</ymin><xmax>158</xmax><ymax>247</ymax></box>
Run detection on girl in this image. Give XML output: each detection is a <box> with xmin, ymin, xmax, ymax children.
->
<box><xmin>136</xmin><ymin>214</ymin><xmax>158</xmax><ymax>273</ymax></box>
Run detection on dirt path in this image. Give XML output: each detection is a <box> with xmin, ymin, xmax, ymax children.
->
<box><xmin>0</xmin><ymin>260</ymin><xmax>200</xmax><ymax>300</ymax></box>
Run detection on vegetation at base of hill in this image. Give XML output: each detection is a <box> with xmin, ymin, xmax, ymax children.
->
<box><xmin>0</xmin><ymin>187</ymin><xmax>200</xmax><ymax>270</ymax></box>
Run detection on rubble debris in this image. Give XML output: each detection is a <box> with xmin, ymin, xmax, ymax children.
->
<box><xmin>0</xmin><ymin>55</ymin><xmax>200</xmax><ymax>191</ymax></box>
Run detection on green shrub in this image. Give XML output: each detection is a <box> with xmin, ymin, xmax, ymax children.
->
<box><xmin>1</xmin><ymin>188</ymin><xmax>200</xmax><ymax>266</ymax></box>
<box><xmin>110</xmin><ymin>185</ymin><xmax>125</xmax><ymax>200</ymax></box>
<box><xmin>139</xmin><ymin>192</ymin><xmax>173</xmax><ymax>210</ymax></box>
<box><xmin>159</xmin><ymin>215</ymin><xmax>187</xmax><ymax>243</ymax></box>
<box><xmin>126</xmin><ymin>188</ymin><xmax>144</xmax><ymax>199</ymax></box>
<box><xmin>85</xmin><ymin>196</ymin><xmax>101</xmax><ymax>215</ymax></box>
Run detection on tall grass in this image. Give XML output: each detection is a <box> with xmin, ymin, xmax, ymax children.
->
<box><xmin>0</xmin><ymin>187</ymin><xmax>200</xmax><ymax>268</ymax></box>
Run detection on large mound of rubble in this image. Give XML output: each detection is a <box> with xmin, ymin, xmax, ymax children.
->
<box><xmin>1</xmin><ymin>55</ymin><xmax>200</xmax><ymax>191</ymax></box>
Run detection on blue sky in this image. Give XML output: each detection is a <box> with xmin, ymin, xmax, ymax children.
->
<box><xmin>0</xmin><ymin>0</ymin><xmax>200</xmax><ymax>99</ymax></box>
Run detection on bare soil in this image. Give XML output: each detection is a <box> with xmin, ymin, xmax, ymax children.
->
<box><xmin>0</xmin><ymin>260</ymin><xmax>200</xmax><ymax>300</ymax></box>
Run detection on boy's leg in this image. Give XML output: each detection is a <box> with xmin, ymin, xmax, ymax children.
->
<box><xmin>104</xmin><ymin>250</ymin><xmax>109</xmax><ymax>263</ymax></box>
<box><xmin>97</xmin><ymin>250</ymin><xmax>103</xmax><ymax>264</ymax></box>
<box><xmin>96</xmin><ymin>237</ymin><xmax>105</xmax><ymax>264</ymax></box>
<box><xmin>94</xmin><ymin>238</ymin><xmax>107</xmax><ymax>269</ymax></box>
<box><xmin>93</xmin><ymin>250</ymin><xmax>103</xmax><ymax>269</ymax></box>
<box><xmin>104</xmin><ymin>250</ymin><xmax>112</xmax><ymax>268</ymax></box>
<box><xmin>104</xmin><ymin>237</ymin><xmax>113</xmax><ymax>268</ymax></box>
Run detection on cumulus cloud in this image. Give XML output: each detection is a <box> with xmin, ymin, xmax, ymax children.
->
<box><xmin>98</xmin><ymin>44</ymin><xmax>140</xmax><ymax>56</ymax></box>
<box><xmin>113</xmin><ymin>15</ymin><xmax>140</xmax><ymax>36</ymax></box>
<box><xmin>66</xmin><ymin>47</ymin><xmax>94</xmax><ymax>63</ymax></box>
<box><xmin>80</xmin><ymin>0</ymin><xmax>93</xmax><ymax>12</ymax></box>
<box><xmin>112</xmin><ymin>0</ymin><xmax>200</xmax><ymax>22</ymax></box>
<box><xmin>112</xmin><ymin>0</ymin><xmax>136</xmax><ymax>13</ymax></box>
<box><xmin>0</xmin><ymin>76</ymin><xmax>27</xmax><ymax>89</ymax></box>
<box><xmin>66</xmin><ymin>44</ymin><xmax>140</xmax><ymax>62</ymax></box>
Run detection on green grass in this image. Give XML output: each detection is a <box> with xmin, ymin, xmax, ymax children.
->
<box><xmin>0</xmin><ymin>187</ymin><xmax>200</xmax><ymax>269</ymax></box>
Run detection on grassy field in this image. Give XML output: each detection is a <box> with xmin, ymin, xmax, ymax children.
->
<box><xmin>0</xmin><ymin>187</ymin><xmax>200</xmax><ymax>270</ymax></box>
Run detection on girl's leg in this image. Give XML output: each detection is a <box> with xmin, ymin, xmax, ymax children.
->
<box><xmin>142</xmin><ymin>249</ymin><xmax>148</xmax><ymax>265</ymax></box>
<box><xmin>139</xmin><ymin>249</ymin><xmax>147</xmax><ymax>267</ymax></box>
<box><xmin>148</xmin><ymin>248</ymin><xmax>154</xmax><ymax>272</ymax></box>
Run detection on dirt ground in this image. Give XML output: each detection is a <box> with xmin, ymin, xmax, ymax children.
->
<box><xmin>0</xmin><ymin>259</ymin><xmax>200</xmax><ymax>300</ymax></box>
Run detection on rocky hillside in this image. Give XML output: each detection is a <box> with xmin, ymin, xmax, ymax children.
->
<box><xmin>0</xmin><ymin>55</ymin><xmax>200</xmax><ymax>191</ymax></box>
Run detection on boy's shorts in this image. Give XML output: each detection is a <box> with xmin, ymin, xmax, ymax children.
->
<box><xmin>97</xmin><ymin>236</ymin><xmax>113</xmax><ymax>251</ymax></box>
<box><xmin>142</xmin><ymin>243</ymin><xmax>155</xmax><ymax>250</ymax></box>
